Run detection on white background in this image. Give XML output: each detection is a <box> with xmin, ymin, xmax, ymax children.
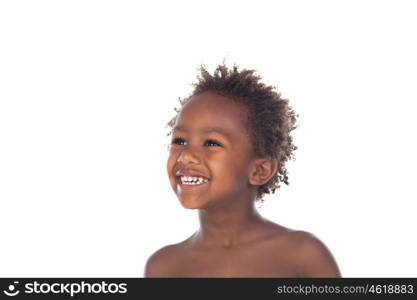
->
<box><xmin>0</xmin><ymin>0</ymin><xmax>416</xmax><ymax>277</ymax></box>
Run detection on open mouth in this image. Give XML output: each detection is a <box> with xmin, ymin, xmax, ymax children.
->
<box><xmin>177</xmin><ymin>176</ymin><xmax>210</xmax><ymax>190</ymax></box>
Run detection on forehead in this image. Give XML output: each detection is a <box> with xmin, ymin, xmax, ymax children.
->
<box><xmin>175</xmin><ymin>91</ymin><xmax>249</xmax><ymax>137</ymax></box>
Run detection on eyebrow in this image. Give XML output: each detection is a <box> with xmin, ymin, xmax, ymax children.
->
<box><xmin>173</xmin><ymin>125</ymin><xmax>231</xmax><ymax>140</ymax></box>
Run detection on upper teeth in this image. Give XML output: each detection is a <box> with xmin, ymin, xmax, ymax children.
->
<box><xmin>180</xmin><ymin>176</ymin><xmax>209</xmax><ymax>184</ymax></box>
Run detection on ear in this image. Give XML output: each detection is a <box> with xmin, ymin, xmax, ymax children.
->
<box><xmin>248</xmin><ymin>157</ymin><xmax>278</xmax><ymax>186</ymax></box>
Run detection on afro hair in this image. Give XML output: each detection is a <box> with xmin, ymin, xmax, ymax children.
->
<box><xmin>166</xmin><ymin>62</ymin><xmax>299</xmax><ymax>203</ymax></box>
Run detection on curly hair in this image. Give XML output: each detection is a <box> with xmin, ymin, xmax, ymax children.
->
<box><xmin>166</xmin><ymin>62</ymin><xmax>299</xmax><ymax>203</ymax></box>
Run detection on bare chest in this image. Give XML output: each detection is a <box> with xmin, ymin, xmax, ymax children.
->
<box><xmin>168</xmin><ymin>244</ymin><xmax>298</xmax><ymax>278</ymax></box>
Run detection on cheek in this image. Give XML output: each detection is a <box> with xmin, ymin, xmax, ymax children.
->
<box><xmin>209</xmin><ymin>153</ymin><xmax>248</xmax><ymax>183</ymax></box>
<box><xmin>166</xmin><ymin>151</ymin><xmax>177</xmax><ymax>178</ymax></box>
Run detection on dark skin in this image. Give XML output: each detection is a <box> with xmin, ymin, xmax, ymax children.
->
<box><xmin>144</xmin><ymin>91</ymin><xmax>341</xmax><ymax>277</ymax></box>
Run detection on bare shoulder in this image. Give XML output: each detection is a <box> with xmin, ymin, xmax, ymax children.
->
<box><xmin>143</xmin><ymin>243</ymin><xmax>182</xmax><ymax>278</ymax></box>
<box><xmin>279</xmin><ymin>230</ymin><xmax>342</xmax><ymax>277</ymax></box>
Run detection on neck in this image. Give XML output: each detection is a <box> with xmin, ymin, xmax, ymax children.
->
<box><xmin>195</xmin><ymin>196</ymin><xmax>268</xmax><ymax>248</ymax></box>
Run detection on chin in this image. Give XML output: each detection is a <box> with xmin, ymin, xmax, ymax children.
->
<box><xmin>178</xmin><ymin>196</ymin><xmax>208</xmax><ymax>210</ymax></box>
<box><xmin>180</xmin><ymin>202</ymin><xmax>200</xmax><ymax>210</ymax></box>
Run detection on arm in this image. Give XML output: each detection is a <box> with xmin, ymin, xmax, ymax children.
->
<box><xmin>143</xmin><ymin>255</ymin><xmax>161</xmax><ymax>278</ymax></box>
<box><xmin>295</xmin><ymin>232</ymin><xmax>341</xmax><ymax>277</ymax></box>
<box><xmin>143</xmin><ymin>246</ymin><xmax>174</xmax><ymax>278</ymax></box>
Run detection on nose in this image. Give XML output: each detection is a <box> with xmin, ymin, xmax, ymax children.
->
<box><xmin>177</xmin><ymin>146</ymin><xmax>201</xmax><ymax>165</ymax></box>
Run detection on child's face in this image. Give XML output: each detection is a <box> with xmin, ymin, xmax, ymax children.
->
<box><xmin>167</xmin><ymin>91</ymin><xmax>257</xmax><ymax>210</ymax></box>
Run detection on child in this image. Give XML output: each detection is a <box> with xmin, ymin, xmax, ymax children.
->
<box><xmin>144</xmin><ymin>63</ymin><xmax>341</xmax><ymax>277</ymax></box>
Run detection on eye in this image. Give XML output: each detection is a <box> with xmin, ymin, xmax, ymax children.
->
<box><xmin>171</xmin><ymin>137</ymin><xmax>222</xmax><ymax>147</ymax></box>
<box><xmin>205</xmin><ymin>139</ymin><xmax>222</xmax><ymax>147</ymax></box>
<box><xmin>171</xmin><ymin>137</ymin><xmax>186</xmax><ymax>145</ymax></box>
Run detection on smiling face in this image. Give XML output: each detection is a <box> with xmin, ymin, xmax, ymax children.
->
<box><xmin>167</xmin><ymin>91</ymin><xmax>257</xmax><ymax>210</ymax></box>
